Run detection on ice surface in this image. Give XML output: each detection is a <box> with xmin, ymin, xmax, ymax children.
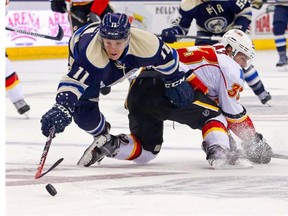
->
<box><xmin>5</xmin><ymin>50</ymin><xmax>288</xmax><ymax>215</ymax></box>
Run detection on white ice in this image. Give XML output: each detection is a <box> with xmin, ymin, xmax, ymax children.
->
<box><xmin>5</xmin><ymin>50</ymin><xmax>288</xmax><ymax>215</ymax></box>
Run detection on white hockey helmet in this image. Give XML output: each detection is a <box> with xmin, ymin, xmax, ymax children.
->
<box><xmin>221</xmin><ymin>29</ymin><xmax>255</xmax><ymax>60</ymax></box>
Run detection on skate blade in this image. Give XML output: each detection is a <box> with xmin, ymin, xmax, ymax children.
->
<box><xmin>277</xmin><ymin>65</ymin><xmax>288</xmax><ymax>72</ymax></box>
<box><xmin>265</xmin><ymin>102</ymin><xmax>272</xmax><ymax>107</ymax></box>
<box><xmin>22</xmin><ymin>112</ymin><xmax>30</xmax><ymax>119</ymax></box>
<box><xmin>77</xmin><ymin>153</ymin><xmax>105</xmax><ymax>167</ymax></box>
<box><xmin>77</xmin><ymin>152</ymin><xmax>92</xmax><ymax>166</ymax></box>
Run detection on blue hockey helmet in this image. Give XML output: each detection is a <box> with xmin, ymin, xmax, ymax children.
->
<box><xmin>99</xmin><ymin>13</ymin><xmax>131</xmax><ymax>40</ymax></box>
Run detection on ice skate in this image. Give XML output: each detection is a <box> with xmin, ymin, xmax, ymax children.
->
<box><xmin>203</xmin><ymin>143</ymin><xmax>253</xmax><ymax>169</ymax></box>
<box><xmin>258</xmin><ymin>91</ymin><xmax>271</xmax><ymax>105</ymax></box>
<box><xmin>77</xmin><ymin>134</ymin><xmax>120</xmax><ymax>167</ymax></box>
<box><xmin>276</xmin><ymin>54</ymin><xmax>288</xmax><ymax>71</ymax></box>
<box><xmin>276</xmin><ymin>55</ymin><xmax>287</xmax><ymax>67</ymax></box>
<box><xmin>13</xmin><ymin>99</ymin><xmax>30</xmax><ymax>118</ymax></box>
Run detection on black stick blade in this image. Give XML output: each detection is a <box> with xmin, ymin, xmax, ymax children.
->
<box><xmin>35</xmin><ymin>158</ymin><xmax>64</xmax><ymax>179</ymax></box>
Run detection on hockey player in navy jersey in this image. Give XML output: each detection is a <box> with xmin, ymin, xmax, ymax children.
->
<box><xmin>161</xmin><ymin>0</ymin><xmax>271</xmax><ymax>105</ymax></box>
<box><xmin>162</xmin><ymin>0</ymin><xmax>252</xmax><ymax>44</ymax></box>
<box><xmin>40</xmin><ymin>13</ymin><xmax>194</xmax><ymax>144</ymax></box>
<box><xmin>76</xmin><ymin>30</ymin><xmax>272</xmax><ymax>169</ymax></box>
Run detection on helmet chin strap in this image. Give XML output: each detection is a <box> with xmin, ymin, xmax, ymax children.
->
<box><xmin>231</xmin><ymin>49</ymin><xmax>237</xmax><ymax>58</ymax></box>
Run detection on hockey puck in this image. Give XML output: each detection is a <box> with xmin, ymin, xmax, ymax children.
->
<box><xmin>45</xmin><ymin>183</ymin><xmax>57</xmax><ymax>196</ymax></box>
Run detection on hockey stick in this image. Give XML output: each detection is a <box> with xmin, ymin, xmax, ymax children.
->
<box><xmin>5</xmin><ymin>24</ymin><xmax>64</xmax><ymax>41</ymax></box>
<box><xmin>156</xmin><ymin>34</ymin><xmax>222</xmax><ymax>41</ymax></box>
<box><xmin>272</xmin><ymin>153</ymin><xmax>288</xmax><ymax>160</ymax></box>
<box><xmin>64</xmin><ymin>8</ymin><xmax>85</xmax><ymax>24</ymax></box>
<box><xmin>35</xmin><ymin>127</ymin><xmax>63</xmax><ymax>179</ymax></box>
<box><xmin>263</xmin><ymin>0</ymin><xmax>288</xmax><ymax>4</ymax></box>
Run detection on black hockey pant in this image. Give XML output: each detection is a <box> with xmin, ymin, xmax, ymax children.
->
<box><xmin>126</xmin><ymin>70</ymin><xmax>221</xmax><ymax>155</ymax></box>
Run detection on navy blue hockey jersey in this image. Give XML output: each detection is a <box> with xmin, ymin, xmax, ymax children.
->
<box><xmin>175</xmin><ymin>0</ymin><xmax>252</xmax><ymax>35</ymax></box>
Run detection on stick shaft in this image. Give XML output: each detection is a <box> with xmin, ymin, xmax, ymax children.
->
<box><xmin>34</xmin><ymin>127</ymin><xmax>55</xmax><ymax>179</ymax></box>
<box><xmin>156</xmin><ymin>34</ymin><xmax>222</xmax><ymax>41</ymax></box>
<box><xmin>175</xmin><ymin>35</ymin><xmax>222</xmax><ymax>41</ymax></box>
<box><xmin>6</xmin><ymin>24</ymin><xmax>64</xmax><ymax>41</ymax></box>
<box><xmin>264</xmin><ymin>0</ymin><xmax>287</xmax><ymax>3</ymax></box>
<box><xmin>64</xmin><ymin>9</ymin><xmax>85</xmax><ymax>23</ymax></box>
<box><xmin>272</xmin><ymin>153</ymin><xmax>288</xmax><ymax>160</ymax></box>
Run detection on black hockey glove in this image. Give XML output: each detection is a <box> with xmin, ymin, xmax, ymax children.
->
<box><xmin>50</xmin><ymin>0</ymin><xmax>66</xmax><ymax>13</ymax></box>
<box><xmin>241</xmin><ymin>132</ymin><xmax>273</xmax><ymax>164</ymax></box>
<box><xmin>164</xmin><ymin>72</ymin><xmax>194</xmax><ymax>108</ymax></box>
<box><xmin>41</xmin><ymin>104</ymin><xmax>72</xmax><ymax>137</ymax></box>
<box><xmin>161</xmin><ymin>26</ymin><xmax>185</xmax><ymax>43</ymax></box>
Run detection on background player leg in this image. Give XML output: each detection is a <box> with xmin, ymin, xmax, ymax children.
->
<box><xmin>5</xmin><ymin>55</ymin><xmax>30</xmax><ymax>117</ymax></box>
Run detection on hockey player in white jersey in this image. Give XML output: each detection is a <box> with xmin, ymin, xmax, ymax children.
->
<box><xmin>178</xmin><ymin>29</ymin><xmax>272</xmax><ymax>164</ymax></box>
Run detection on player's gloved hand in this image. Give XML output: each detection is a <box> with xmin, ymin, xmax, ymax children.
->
<box><xmin>161</xmin><ymin>26</ymin><xmax>184</xmax><ymax>43</ymax></box>
<box><xmin>251</xmin><ymin>0</ymin><xmax>263</xmax><ymax>10</ymax></box>
<box><xmin>41</xmin><ymin>104</ymin><xmax>72</xmax><ymax>137</ymax></box>
<box><xmin>50</xmin><ymin>0</ymin><xmax>66</xmax><ymax>13</ymax></box>
<box><xmin>164</xmin><ymin>72</ymin><xmax>194</xmax><ymax>108</ymax></box>
<box><xmin>241</xmin><ymin>132</ymin><xmax>273</xmax><ymax>164</ymax></box>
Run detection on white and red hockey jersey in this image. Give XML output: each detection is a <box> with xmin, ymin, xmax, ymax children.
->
<box><xmin>177</xmin><ymin>45</ymin><xmax>256</xmax><ymax>140</ymax></box>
